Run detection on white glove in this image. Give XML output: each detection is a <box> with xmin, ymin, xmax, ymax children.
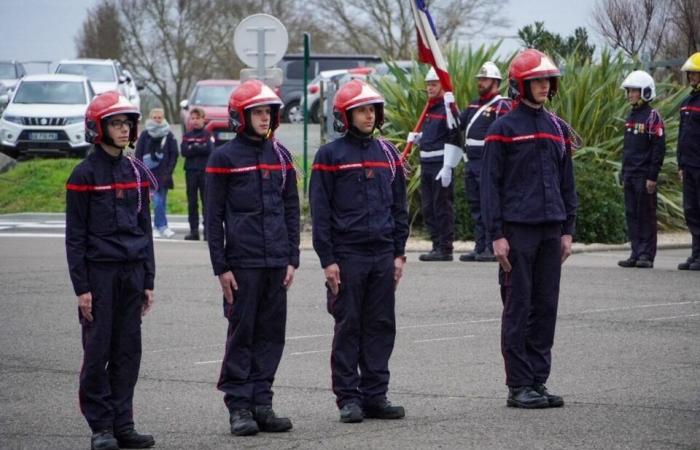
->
<box><xmin>435</xmin><ymin>143</ymin><xmax>462</xmax><ymax>188</ymax></box>
<box><xmin>435</xmin><ymin>167</ymin><xmax>452</xmax><ymax>188</ymax></box>
<box><xmin>407</xmin><ymin>131</ymin><xmax>422</xmax><ymax>145</ymax></box>
<box><xmin>443</xmin><ymin>91</ymin><xmax>457</xmax><ymax>129</ymax></box>
<box><xmin>443</xmin><ymin>91</ymin><xmax>455</xmax><ymax>105</ymax></box>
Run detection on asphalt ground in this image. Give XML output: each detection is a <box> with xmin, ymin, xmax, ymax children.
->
<box><xmin>0</xmin><ymin>236</ymin><xmax>698</xmax><ymax>450</ymax></box>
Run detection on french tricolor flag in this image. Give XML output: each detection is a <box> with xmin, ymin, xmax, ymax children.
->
<box><xmin>410</xmin><ymin>0</ymin><xmax>453</xmax><ymax>93</ymax></box>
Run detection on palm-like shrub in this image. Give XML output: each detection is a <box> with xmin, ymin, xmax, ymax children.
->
<box><xmin>375</xmin><ymin>45</ymin><xmax>687</xmax><ymax>243</ymax></box>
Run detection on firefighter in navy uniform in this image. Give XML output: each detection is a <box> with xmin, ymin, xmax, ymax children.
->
<box><xmin>310</xmin><ymin>80</ymin><xmax>409</xmax><ymax>423</ymax></box>
<box><xmin>458</xmin><ymin>61</ymin><xmax>512</xmax><ymax>262</ymax></box>
<box><xmin>677</xmin><ymin>53</ymin><xmax>700</xmax><ymax>271</ymax></box>
<box><xmin>617</xmin><ymin>70</ymin><xmax>666</xmax><ymax>269</ymax></box>
<box><xmin>410</xmin><ymin>67</ymin><xmax>463</xmax><ymax>261</ymax></box>
<box><xmin>180</xmin><ymin>106</ymin><xmax>214</xmax><ymax>240</ymax></box>
<box><xmin>481</xmin><ymin>49</ymin><xmax>578</xmax><ymax>409</ymax></box>
<box><xmin>205</xmin><ymin>80</ymin><xmax>300</xmax><ymax>437</ymax></box>
<box><xmin>65</xmin><ymin>91</ymin><xmax>156</xmax><ymax>450</ymax></box>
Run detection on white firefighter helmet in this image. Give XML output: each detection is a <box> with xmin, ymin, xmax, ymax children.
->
<box><xmin>621</xmin><ymin>70</ymin><xmax>656</xmax><ymax>102</ymax></box>
<box><xmin>425</xmin><ymin>67</ymin><xmax>439</xmax><ymax>82</ymax></box>
<box><xmin>476</xmin><ymin>61</ymin><xmax>502</xmax><ymax>80</ymax></box>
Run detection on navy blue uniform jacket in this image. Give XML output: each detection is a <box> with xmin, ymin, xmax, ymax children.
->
<box><xmin>678</xmin><ymin>90</ymin><xmax>700</xmax><ymax>170</ymax></box>
<box><xmin>309</xmin><ymin>133</ymin><xmax>409</xmax><ymax>268</ymax></box>
<box><xmin>481</xmin><ymin>103</ymin><xmax>578</xmax><ymax>241</ymax></box>
<box><xmin>622</xmin><ymin>103</ymin><xmax>666</xmax><ymax>181</ymax></box>
<box><xmin>419</xmin><ymin>98</ymin><xmax>463</xmax><ymax>165</ymax></box>
<box><xmin>65</xmin><ymin>146</ymin><xmax>155</xmax><ymax>296</ymax></box>
<box><xmin>135</xmin><ymin>131</ymin><xmax>179</xmax><ymax>189</ymax></box>
<box><xmin>181</xmin><ymin>128</ymin><xmax>214</xmax><ymax>171</ymax></box>
<box><xmin>459</xmin><ymin>94</ymin><xmax>512</xmax><ymax>161</ymax></box>
<box><xmin>205</xmin><ymin>134</ymin><xmax>300</xmax><ymax>275</ymax></box>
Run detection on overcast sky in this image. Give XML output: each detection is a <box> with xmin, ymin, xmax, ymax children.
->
<box><xmin>0</xmin><ymin>0</ymin><xmax>601</xmax><ymax>73</ymax></box>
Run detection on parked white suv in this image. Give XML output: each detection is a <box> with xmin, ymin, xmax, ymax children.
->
<box><xmin>0</xmin><ymin>74</ymin><xmax>94</xmax><ymax>158</ymax></box>
<box><xmin>55</xmin><ymin>58</ymin><xmax>129</xmax><ymax>98</ymax></box>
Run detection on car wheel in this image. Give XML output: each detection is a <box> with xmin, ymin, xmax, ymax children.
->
<box><xmin>310</xmin><ymin>100</ymin><xmax>321</xmax><ymax>124</ymax></box>
<box><xmin>283</xmin><ymin>100</ymin><xmax>304</xmax><ymax>124</ymax></box>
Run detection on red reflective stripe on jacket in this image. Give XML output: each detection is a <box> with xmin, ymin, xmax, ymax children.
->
<box><xmin>312</xmin><ymin>161</ymin><xmax>400</xmax><ymax>172</ymax></box>
<box><xmin>681</xmin><ymin>106</ymin><xmax>700</xmax><ymax>113</ymax></box>
<box><xmin>485</xmin><ymin>132</ymin><xmax>565</xmax><ymax>143</ymax></box>
<box><xmin>206</xmin><ymin>164</ymin><xmax>285</xmax><ymax>174</ymax></box>
<box><xmin>426</xmin><ymin>113</ymin><xmax>447</xmax><ymax>119</ymax></box>
<box><xmin>65</xmin><ymin>181</ymin><xmax>150</xmax><ymax>192</ymax></box>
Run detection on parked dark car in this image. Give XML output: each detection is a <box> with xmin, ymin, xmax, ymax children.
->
<box><xmin>276</xmin><ymin>54</ymin><xmax>381</xmax><ymax>123</ymax></box>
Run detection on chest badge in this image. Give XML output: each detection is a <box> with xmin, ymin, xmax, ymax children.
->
<box><xmin>261</xmin><ymin>170</ymin><xmax>270</xmax><ymax>179</ymax></box>
<box><xmin>365</xmin><ymin>168</ymin><xmax>375</xmax><ymax>179</ymax></box>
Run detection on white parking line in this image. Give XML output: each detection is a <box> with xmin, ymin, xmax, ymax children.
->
<box><xmin>193</xmin><ymin>359</ymin><xmax>222</xmax><ymax>365</ymax></box>
<box><xmin>414</xmin><ymin>335</ymin><xmax>475</xmax><ymax>343</ymax></box>
<box><xmin>644</xmin><ymin>313</ymin><xmax>700</xmax><ymax>321</ymax></box>
<box><xmin>289</xmin><ymin>350</ymin><xmax>329</xmax><ymax>356</ymax></box>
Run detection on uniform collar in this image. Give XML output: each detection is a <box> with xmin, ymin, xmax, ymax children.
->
<box><xmin>632</xmin><ymin>102</ymin><xmax>651</xmax><ymax>112</ymax></box>
<box><xmin>95</xmin><ymin>144</ymin><xmax>123</xmax><ymax>162</ymax></box>
<box><xmin>479</xmin><ymin>91</ymin><xmax>498</xmax><ymax>102</ymax></box>
<box><xmin>236</xmin><ymin>133</ymin><xmax>266</xmax><ymax>149</ymax></box>
<box><xmin>428</xmin><ymin>96</ymin><xmax>443</xmax><ymax>107</ymax></box>
<box><xmin>517</xmin><ymin>101</ymin><xmax>545</xmax><ymax>115</ymax></box>
<box><xmin>345</xmin><ymin>130</ymin><xmax>374</xmax><ymax>147</ymax></box>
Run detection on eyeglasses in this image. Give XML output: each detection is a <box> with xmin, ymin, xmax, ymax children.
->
<box><xmin>107</xmin><ymin>119</ymin><xmax>135</xmax><ymax>129</ymax></box>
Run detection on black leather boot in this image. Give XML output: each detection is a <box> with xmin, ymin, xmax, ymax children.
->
<box><xmin>339</xmin><ymin>402</ymin><xmax>363</xmax><ymax>423</ymax></box>
<box><xmin>532</xmin><ymin>384</ymin><xmax>564</xmax><ymax>407</ymax></box>
<box><xmin>91</xmin><ymin>430</ymin><xmax>118</xmax><ymax>450</ymax></box>
<box><xmin>363</xmin><ymin>398</ymin><xmax>405</xmax><ymax>419</ymax></box>
<box><xmin>252</xmin><ymin>405</ymin><xmax>292</xmax><ymax>432</ymax></box>
<box><xmin>419</xmin><ymin>249</ymin><xmax>453</xmax><ymax>261</ymax></box>
<box><xmin>114</xmin><ymin>427</ymin><xmax>155</xmax><ymax>448</ymax></box>
<box><xmin>229</xmin><ymin>409</ymin><xmax>259</xmax><ymax>436</ymax></box>
<box><xmin>507</xmin><ymin>386</ymin><xmax>549</xmax><ymax>409</ymax></box>
<box><xmin>617</xmin><ymin>257</ymin><xmax>637</xmax><ymax>268</ymax></box>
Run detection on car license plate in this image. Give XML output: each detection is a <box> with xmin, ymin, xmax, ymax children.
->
<box><xmin>29</xmin><ymin>132</ymin><xmax>58</xmax><ymax>141</ymax></box>
<box><xmin>217</xmin><ymin>132</ymin><xmax>236</xmax><ymax>140</ymax></box>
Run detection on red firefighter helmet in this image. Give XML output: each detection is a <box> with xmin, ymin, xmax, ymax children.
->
<box><xmin>228</xmin><ymin>79</ymin><xmax>283</xmax><ymax>134</ymax></box>
<box><xmin>508</xmin><ymin>49</ymin><xmax>561</xmax><ymax>101</ymax></box>
<box><xmin>85</xmin><ymin>91</ymin><xmax>140</xmax><ymax>145</ymax></box>
<box><xmin>332</xmin><ymin>79</ymin><xmax>384</xmax><ymax>133</ymax></box>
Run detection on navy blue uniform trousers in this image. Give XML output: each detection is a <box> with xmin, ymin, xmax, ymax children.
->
<box><xmin>326</xmin><ymin>253</ymin><xmax>396</xmax><ymax>408</ymax></box>
<box><xmin>79</xmin><ymin>262</ymin><xmax>144</xmax><ymax>433</ymax></box>
<box><xmin>683</xmin><ymin>167</ymin><xmax>700</xmax><ymax>258</ymax></box>
<box><xmin>464</xmin><ymin>160</ymin><xmax>491</xmax><ymax>253</ymax></box>
<box><xmin>499</xmin><ymin>223</ymin><xmax>561</xmax><ymax>387</ymax></box>
<box><xmin>185</xmin><ymin>169</ymin><xmax>206</xmax><ymax>233</ymax></box>
<box><xmin>218</xmin><ymin>267</ymin><xmax>287</xmax><ymax>412</ymax></box>
<box><xmin>420</xmin><ymin>163</ymin><xmax>454</xmax><ymax>252</ymax></box>
<box><xmin>623</xmin><ymin>176</ymin><xmax>658</xmax><ymax>261</ymax></box>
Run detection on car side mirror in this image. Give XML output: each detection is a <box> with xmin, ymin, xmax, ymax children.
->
<box><xmin>0</xmin><ymin>94</ymin><xmax>9</xmax><ymax>105</ymax></box>
<box><xmin>118</xmin><ymin>75</ymin><xmax>127</xmax><ymax>84</ymax></box>
<box><xmin>180</xmin><ymin>99</ymin><xmax>189</xmax><ymax>110</ymax></box>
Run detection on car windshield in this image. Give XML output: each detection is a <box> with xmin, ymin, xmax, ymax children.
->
<box><xmin>193</xmin><ymin>85</ymin><xmax>236</xmax><ymax>106</ymax></box>
<box><xmin>56</xmin><ymin>64</ymin><xmax>115</xmax><ymax>82</ymax></box>
<box><xmin>13</xmin><ymin>81</ymin><xmax>87</xmax><ymax>104</ymax></box>
<box><xmin>0</xmin><ymin>63</ymin><xmax>16</xmax><ymax>79</ymax></box>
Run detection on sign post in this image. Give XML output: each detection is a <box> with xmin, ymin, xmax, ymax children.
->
<box><xmin>233</xmin><ymin>14</ymin><xmax>288</xmax><ymax>87</ymax></box>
